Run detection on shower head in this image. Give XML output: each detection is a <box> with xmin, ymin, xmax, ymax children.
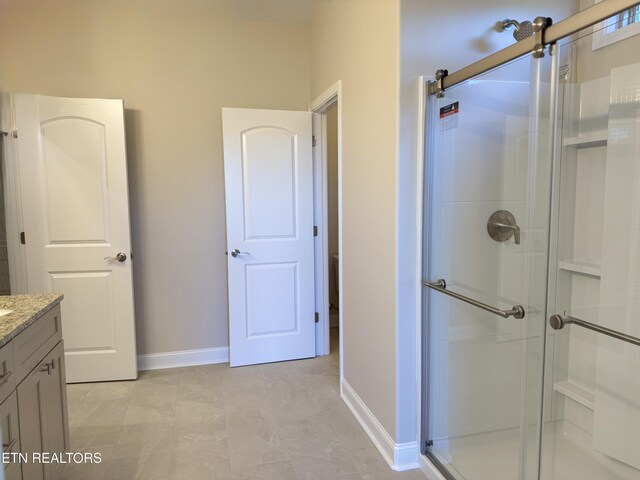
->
<box><xmin>498</xmin><ymin>19</ymin><xmax>535</xmax><ymax>42</ymax></box>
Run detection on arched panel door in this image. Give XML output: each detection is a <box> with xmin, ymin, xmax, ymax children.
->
<box><xmin>222</xmin><ymin>108</ymin><xmax>315</xmax><ymax>367</ymax></box>
<box><xmin>15</xmin><ymin>94</ymin><xmax>136</xmax><ymax>382</ymax></box>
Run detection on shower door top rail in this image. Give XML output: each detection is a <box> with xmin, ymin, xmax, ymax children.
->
<box><xmin>428</xmin><ymin>0</ymin><xmax>640</xmax><ymax>96</ymax></box>
<box><xmin>550</xmin><ymin>314</ymin><xmax>640</xmax><ymax>347</ymax></box>
<box><xmin>424</xmin><ymin>279</ymin><xmax>525</xmax><ymax>319</ymax></box>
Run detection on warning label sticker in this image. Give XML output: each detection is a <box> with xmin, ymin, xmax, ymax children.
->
<box><xmin>440</xmin><ymin>101</ymin><xmax>459</xmax><ymax>130</ymax></box>
<box><xmin>439</xmin><ymin>102</ymin><xmax>459</xmax><ymax>118</ymax></box>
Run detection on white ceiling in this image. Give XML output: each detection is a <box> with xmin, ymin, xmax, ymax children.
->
<box><xmin>224</xmin><ymin>0</ymin><xmax>316</xmax><ymax>24</ymax></box>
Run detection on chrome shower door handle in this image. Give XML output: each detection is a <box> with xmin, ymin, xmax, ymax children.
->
<box><xmin>231</xmin><ymin>249</ymin><xmax>250</xmax><ymax>258</ymax></box>
<box><xmin>104</xmin><ymin>252</ymin><xmax>127</xmax><ymax>262</ymax></box>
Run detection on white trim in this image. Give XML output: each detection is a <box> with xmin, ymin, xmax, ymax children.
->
<box><xmin>418</xmin><ymin>454</ymin><xmax>448</xmax><ymax>480</ymax></box>
<box><xmin>310</xmin><ymin>81</ymin><xmax>342</xmax><ymax>112</ymax></box>
<box><xmin>137</xmin><ymin>346</ymin><xmax>229</xmax><ymax>371</ymax></box>
<box><xmin>341</xmin><ymin>380</ymin><xmax>420</xmax><ymax>472</ymax></box>
<box><xmin>312</xmin><ymin>112</ymin><xmax>329</xmax><ymax>356</ymax></box>
<box><xmin>310</xmin><ymin>81</ymin><xmax>343</xmax><ymax>391</ymax></box>
<box><xmin>592</xmin><ymin>0</ymin><xmax>640</xmax><ymax>50</ymax></box>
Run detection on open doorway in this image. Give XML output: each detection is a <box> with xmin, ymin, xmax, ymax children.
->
<box><xmin>326</xmin><ymin>104</ymin><xmax>339</xmax><ymax>354</ymax></box>
<box><xmin>310</xmin><ymin>81</ymin><xmax>343</xmax><ymax>387</ymax></box>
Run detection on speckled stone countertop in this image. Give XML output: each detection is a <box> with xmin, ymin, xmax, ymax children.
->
<box><xmin>0</xmin><ymin>294</ymin><xmax>64</xmax><ymax>348</ymax></box>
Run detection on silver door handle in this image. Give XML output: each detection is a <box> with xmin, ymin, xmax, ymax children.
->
<box><xmin>104</xmin><ymin>252</ymin><xmax>127</xmax><ymax>262</ymax></box>
<box><xmin>230</xmin><ymin>249</ymin><xmax>250</xmax><ymax>258</ymax></box>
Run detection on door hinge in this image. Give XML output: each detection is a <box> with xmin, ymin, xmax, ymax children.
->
<box><xmin>0</xmin><ymin>130</ymin><xmax>16</xmax><ymax>139</ymax></box>
<box><xmin>315</xmin><ymin>312</ymin><xmax>319</xmax><ymax>323</ymax></box>
<box><xmin>312</xmin><ymin>135</ymin><xmax>317</xmax><ymax>147</ymax></box>
<box><xmin>13</xmin><ymin>129</ymin><xmax>17</xmax><ymax>139</ymax></box>
<box><xmin>425</xmin><ymin>440</ymin><xmax>433</xmax><ymax>449</ymax></box>
<box><xmin>20</xmin><ymin>232</ymin><xmax>25</xmax><ymax>245</ymax></box>
<box><xmin>313</xmin><ymin>226</ymin><xmax>318</xmax><ymax>237</ymax></box>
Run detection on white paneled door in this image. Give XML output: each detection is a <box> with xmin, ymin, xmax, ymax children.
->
<box><xmin>14</xmin><ymin>94</ymin><xmax>137</xmax><ymax>383</ymax></box>
<box><xmin>222</xmin><ymin>108</ymin><xmax>315</xmax><ymax>367</ymax></box>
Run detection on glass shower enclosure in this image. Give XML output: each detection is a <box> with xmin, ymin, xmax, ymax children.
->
<box><xmin>422</xmin><ymin>3</ymin><xmax>640</xmax><ymax>480</ymax></box>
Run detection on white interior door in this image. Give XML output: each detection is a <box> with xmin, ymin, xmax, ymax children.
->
<box><xmin>14</xmin><ymin>94</ymin><xmax>137</xmax><ymax>383</ymax></box>
<box><xmin>222</xmin><ymin>108</ymin><xmax>315</xmax><ymax>367</ymax></box>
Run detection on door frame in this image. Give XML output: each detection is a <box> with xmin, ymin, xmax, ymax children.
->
<box><xmin>0</xmin><ymin>94</ymin><xmax>28</xmax><ymax>295</ymax></box>
<box><xmin>415</xmin><ymin>75</ymin><xmax>450</xmax><ymax>480</ymax></box>
<box><xmin>310</xmin><ymin>81</ymin><xmax>343</xmax><ymax>386</ymax></box>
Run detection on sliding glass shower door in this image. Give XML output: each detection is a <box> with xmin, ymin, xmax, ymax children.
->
<box><xmin>422</xmin><ymin>52</ymin><xmax>556</xmax><ymax>480</ymax></box>
<box><xmin>540</xmin><ymin>22</ymin><xmax>640</xmax><ymax>480</ymax></box>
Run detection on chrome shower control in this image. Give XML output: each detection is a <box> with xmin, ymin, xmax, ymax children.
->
<box><xmin>487</xmin><ymin>210</ymin><xmax>521</xmax><ymax>245</ymax></box>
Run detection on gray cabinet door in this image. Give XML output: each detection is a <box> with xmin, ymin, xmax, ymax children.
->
<box><xmin>0</xmin><ymin>392</ymin><xmax>22</xmax><ymax>480</ymax></box>
<box><xmin>17</xmin><ymin>341</ymin><xmax>69</xmax><ymax>480</ymax></box>
<box><xmin>16</xmin><ymin>362</ymin><xmax>47</xmax><ymax>480</ymax></box>
<box><xmin>42</xmin><ymin>342</ymin><xmax>69</xmax><ymax>479</ymax></box>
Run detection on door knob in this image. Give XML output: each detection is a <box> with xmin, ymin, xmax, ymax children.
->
<box><xmin>104</xmin><ymin>252</ymin><xmax>127</xmax><ymax>262</ymax></box>
<box><xmin>230</xmin><ymin>249</ymin><xmax>250</xmax><ymax>258</ymax></box>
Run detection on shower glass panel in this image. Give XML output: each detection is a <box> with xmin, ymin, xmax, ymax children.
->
<box><xmin>423</xmin><ymin>52</ymin><xmax>556</xmax><ymax>480</ymax></box>
<box><xmin>541</xmin><ymin>21</ymin><xmax>640</xmax><ymax>480</ymax></box>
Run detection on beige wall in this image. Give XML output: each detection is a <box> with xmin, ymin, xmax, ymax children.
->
<box><xmin>310</xmin><ymin>0</ymin><xmax>401</xmax><ymax>438</ymax></box>
<box><xmin>0</xmin><ymin>0</ymin><xmax>310</xmax><ymax>355</ymax></box>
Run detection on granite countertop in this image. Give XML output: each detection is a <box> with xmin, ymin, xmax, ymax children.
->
<box><xmin>0</xmin><ymin>294</ymin><xmax>64</xmax><ymax>348</ymax></box>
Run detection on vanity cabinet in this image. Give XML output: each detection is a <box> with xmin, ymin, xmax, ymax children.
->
<box><xmin>17</xmin><ymin>342</ymin><xmax>68</xmax><ymax>480</ymax></box>
<box><xmin>0</xmin><ymin>301</ymin><xmax>69</xmax><ymax>480</ymax></box>
<box><xmin>0</xmin><ymin>392</ymin><xmax>21</xmax><ymax>480</ymax></box>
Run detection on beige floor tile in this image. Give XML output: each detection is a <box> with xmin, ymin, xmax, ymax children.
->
<box><xmin>60</xmin><ymin>444</ymin><xmax>114</xmax><ymax>480</ymax></box>
<box><xmin>180</xmin><ymin>363</ymin><xmax>226</xmax><ymax>384</ymax></box>
<box><xmin>226</xmin><ymin>406</ymin><xmax>289</xmax><ymax>468</ymax></box>
<box><xmin>103</xmin><ymin>451</ymin><xmax>171</xmax><ymax>480</ymax></box>
<box><xmin>169</xmin><ymin>427</ymin><xmax>231</xmax><ymax>479</ymax></box>
<box><xmin>233</xmin><ymin>460</ymin><xmax>298</xmax><ymax>480</ymax></box>
<box><xmin>69</xmin><ymin>398</ymin><xmax>130</xmax><ymax>427</ymax></box>
<box><xmin>279</xmin><ymin>417</ymin><xmax>359</xmax><ymax>479</ymax></box>
<box><xmin>85</xmin><ymin>381</ymin><xmax>136</xmax><ymax>401</ymax></box>
<box><xmin>222</xmin><ymin>367</ymin><xmax>269</xmax><ymax>411</ymax></box>
<box><xmin>131</xmin><ymin>382</ymin><xmax>179</xmax><ymax>401</ymax></box>
<box><xmin>175</xmin><ymin>399</ymin><xmax>225</xmax><ymax>427</ymax></box>
<box><xmin>69</xmin><ymin>424</ymin><xmax>122</xmax><ymax>450</ymax></box>
<box><xmin>122</xmin><ymin>399</ymin><xmax>176</xmax><ymax>425</ymax></box>
<box><xmin>289</xmin><ymin>453</ymin><xmax>360</xmax><ymax>480</ymax></box>
<box><xmin>349</xmin><ymin>448</ymin><xmax>424</xmax><ymax>480</ymax></box>
<box><xmin>104</xmin><ymin>425</ymin><xmax>173</xmax><ymax>480</ymax></box>
<box><xmin>136</xmin><ymin>368</ymin><xmax>183</xmax><ymax>385</ymax></box>
<box><xmin>64</xmin><ymin>329</ymin><xmax>422</xmax><ymax>480</ymax></box>
<box><xmin>322</xmin><ymin>399</ymin><xmax>374</xmax><ymax>451</ymax></box>
<box><xmin>177</xmin><ymin>380</ymin><xmax>223</xmax><ymax>403</ymax></box>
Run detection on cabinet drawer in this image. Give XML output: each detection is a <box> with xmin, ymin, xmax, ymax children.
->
<box><xmin>0</xmin><ymin>342</ymin><xmax>15</xmax><ymax>404</ymax></box>
<box><xmin>14</xmin><ymin>305</ymin><xmax>62</xmax><ymax>384</ymax></box>
<box><xmin>0</xmin><ymin>391</ymin><xmax>22</xmax><ymax>480</ymax></box>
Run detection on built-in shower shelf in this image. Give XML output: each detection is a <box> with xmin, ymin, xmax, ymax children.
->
<box><xmin>554</xmin><ymin>381</ymin><xmax>595</xmax><ymax>410</ymax></box>
<box><xmin>563</xmin><ymin>131</ymin><xmax>608</xmax><ymax>148</ymax></box>
<box><xmin>558</xmin><ymin>260</ymin><xmax>601</xmax><ymax>277</ymax></box>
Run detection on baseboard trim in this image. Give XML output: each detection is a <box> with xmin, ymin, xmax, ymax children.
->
<box><xmin>138</xmin><ymin>346</ymin><xmax>229</xmax><ymax>371</ymax></box>
<box><xmin>341</xmin><ymin>380</ymin><xmax>419</xmax><ymax>472</ymax></box>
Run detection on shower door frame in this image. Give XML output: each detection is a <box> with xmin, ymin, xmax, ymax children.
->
<box><xmin>419</xmin><ymin>2</ymin><xmax>640</xmax><ymax>480</ymax></box>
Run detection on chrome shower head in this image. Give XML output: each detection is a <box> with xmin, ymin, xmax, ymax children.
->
<box><xmin>498</xmin><ymin>19</ymin><xmax>535</xmax><ymax>42</ymax></box>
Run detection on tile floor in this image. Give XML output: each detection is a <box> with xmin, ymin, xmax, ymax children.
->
<box><xmin>62</xmin><ymin>329</ymin><xmax>426</xmax><ymax>480</ymax></box>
